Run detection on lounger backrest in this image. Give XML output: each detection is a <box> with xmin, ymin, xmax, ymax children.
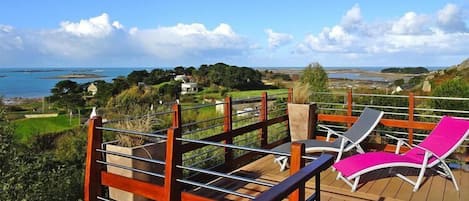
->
<box><xmin>407</xmin><ymin>116</ymin><xmax>469</xmax><ymax>161</ymax></box>
<box><xmin>332</xmin><ymin>108</ymin><xmax>384</xmax><ymax>147</ymax></box>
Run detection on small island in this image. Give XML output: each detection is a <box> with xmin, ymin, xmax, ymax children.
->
<box><xmin>381</xmin><ymin>67</ymin><xmax>429</xmax><ymax>74</ymax></box>
<box><xmin>43</xmin><ymin>73</ymin><xmax>106</xmax><ymax>79</ymax></box>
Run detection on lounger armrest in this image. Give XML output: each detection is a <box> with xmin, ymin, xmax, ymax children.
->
<box><xmin>385</xmin><ymin>134</ymin><xmax>411</xmax><ymax>154</ymax></box>
<box><xmin>410</xmin><ymin>144</ymin><xmax>442</xmax><ymax>162</ymax></box>
<box><xmin>318</xmin><ymin>124</ymin><xmax>343</xmax><ymax>142</ymax></box>
<box><xmin>318</xmin><ymin>124</ymin><xmax>352</xmax><ymax>142</ymax></box>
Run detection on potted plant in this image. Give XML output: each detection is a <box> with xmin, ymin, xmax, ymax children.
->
<box><xmin>106</xmin><ymin>117</ymin><xmax>166</xmax><ymax>201</ymax></box>
<box><xmin>288</xmin><ymin>82</ymin><xmax>316</xmax><ymax>141</ymax></box>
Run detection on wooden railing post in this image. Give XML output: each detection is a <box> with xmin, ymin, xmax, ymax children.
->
<box><xmin>310</xmin><ymin>103</ymin><xmax>317</xmax><ymax>139</ymax></box>
<box><xmin>224</xmin><ymin>96</ymin><xmax>233</xmax><ymax>168</ymax></box>
<box><xmin>286</xmin><ymin>88</ymin><xmax>293</xmax><ymax>136</ymax></box>
<box><xmin>408</xmin><ymin>93</ymin><xmax>414</xmax><ymax>144</ymax></box>
<box><xmin>347</xmin><ymin>88</ymin><xmax>353</xmax><ymax>128</ymax></box>
<box><xmin>84</xmin><ymin>117</ymin><xmax>103</xmax><ymax>201</ymax></box>
<box><xmin>259</xmin><ymin>92</ymin><xmax>268</xmax><ymax>147</ymax></box>
<box><xmin>164</xmin><ymin>127</ymin><xmax>182</xmax><ymax>201</ymax></box>
<box><xmin>172</xmin><ymin>103</ymin><xmax>182</xmax><ymax>128</ymax></box>
<box><xmin>289</xmin><ymin>142</ymin><xmax>306</xmax><ymax>201</ymax></box>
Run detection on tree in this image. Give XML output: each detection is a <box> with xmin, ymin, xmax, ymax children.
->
<box><xmin>93</xmin><ymin>80</ymin><xmax>113</xmax><ymax>106</ymax></box>
<box><xmin>144</xmin><ymin>69</ymin><xmax>172</xmax><ymax>85</ymax></box>
<box><xmin>430</xmin><ymin>78</ymin><xmax>469</xmax><ymax>114</ymax></box>
<box><xmin>0</xmin><ymin>99</ymin><xmax>84</xmax><ymax>200</ymax></box>
<box><xmin>174</xmin><ymin>66</ymin><xmax>185</xmax><ymax>75</ymax></box>
<box><xmin>112</xmin><ymin>76</ymin><xmax>130</xmax><ymax>95</ymax></box>
<box><xmin>48</xmin><ymin>80</ymin><xmax>85</xmax><ymax>110</ymax></box>
<box><xmin>127</xmin><ymin>70</ymin><xmax>149</xmax><ymax>86</ymax></box>
<box><xmin>300</xmin><ymin>62</ymin><xmax>329</xmax><ymax>92</ymax></box>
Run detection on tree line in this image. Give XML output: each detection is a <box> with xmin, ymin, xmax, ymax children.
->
<box><xmin>46</xmin><ymin>63</ymin><xmax>266</xmax><ymax>111</ymax></box>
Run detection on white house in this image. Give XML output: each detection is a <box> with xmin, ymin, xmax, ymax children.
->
<box><xmin>87</xmin><ymin>83</ymin><xmax>98</xmax><ymax>96</ymax></box>
<box><xmin>181</xmin><ymin>82</ymin><xmax>198</xmax><ymax>95</ymax></box>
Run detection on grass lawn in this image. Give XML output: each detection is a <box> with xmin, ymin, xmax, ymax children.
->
<box><xmin>197</xmin><ymin>88</ymin><xmax>288</xmax><ymax>100</ymax></box>
<box><xmin>12</xmin><ymin>114</ymin><xmax>80</xmax><ymax>143</ymax></box>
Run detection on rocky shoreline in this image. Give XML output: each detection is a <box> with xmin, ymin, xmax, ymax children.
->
<box><xmin>42</xmin><ymin>73</ymin><xmax>106</xmax><ymax>79</ymax></box>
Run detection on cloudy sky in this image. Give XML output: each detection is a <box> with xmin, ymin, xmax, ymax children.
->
<box><xmin>1</xmin><ymin>0</ymin><xmax>468</xmax><ymax>67</ymax></box>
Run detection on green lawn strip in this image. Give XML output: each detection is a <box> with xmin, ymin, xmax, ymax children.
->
<box><xmin>197</xmin><ymin>88</ymin><xmax>288</xmax><ymax>100</ymax></box>
<box><xmin>12</xmin><ymin>115</ymin><xmax>80</xmax><ymax>143</ymax></box>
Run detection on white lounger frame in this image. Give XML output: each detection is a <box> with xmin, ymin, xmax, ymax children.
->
<box><xmin>337</xmin><ymin>132</ymin><xmax>468</xmax><ymax>192</ymax></box>
<box><xmin>275</xmin><ymin>124</ymin><xmax>367</xmax><ymax>171</ymax></box>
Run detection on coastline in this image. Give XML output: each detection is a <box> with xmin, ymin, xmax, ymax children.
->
<box><xmin>42</xmin><ymin>73</ymin><xmax>106</xmax><ymax>79</ymax></box>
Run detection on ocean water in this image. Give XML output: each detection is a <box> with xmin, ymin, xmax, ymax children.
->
<box><xmin>0</xmin><ymin>66</ymin><xmax>446</xmax><ymax>98</ymax></box>
<box><xmin>0</xmin><ymin>67</ymin><xmax>146</xmax><ymax>98</ymax></box>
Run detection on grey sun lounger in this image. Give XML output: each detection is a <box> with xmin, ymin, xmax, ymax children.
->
<box><xmin>272</xmin><ymin>107</ymin><xmax>384</xmax><ymax>171</ymax></box>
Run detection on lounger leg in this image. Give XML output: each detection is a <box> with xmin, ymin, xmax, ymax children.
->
<box><xmin>439</xmin><ymin>161</ymin><xmax>460</xmax><ymax>191</ymax></box>
<box><xmin>352</xmin><ymin>176</ymin><xmax>360</xmax><ymax>192</ymax></box>
<box><xmin>356</xmin><ymin>145</ymin><xmax>365</xmax><ymax>154</ymax></box>
<box><xmin>414</xmin><ymin>151</ymin><xmax>431</xmax><ymax>192</ymax></box>
<box><xmin>274</xmin><ymin>156</ymin><xmax>289</xmax><ymax>171</ymax></box>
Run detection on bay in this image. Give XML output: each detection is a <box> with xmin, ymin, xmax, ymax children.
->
<box><xmin>0</xmin><ymin>66</ymin><xmax>445</xmax><ymax>98</ymax></box>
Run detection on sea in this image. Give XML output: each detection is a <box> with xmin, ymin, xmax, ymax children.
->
<box><xmin>0</xmin><ymin>66</ymin><xmax>445</xmax><ymax>99</ymax></box>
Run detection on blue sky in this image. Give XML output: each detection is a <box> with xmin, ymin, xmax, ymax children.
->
<box><xmin>0</xmin><ymin>0</ymin><xmax>468</xmax><ymax>67</ymax></box>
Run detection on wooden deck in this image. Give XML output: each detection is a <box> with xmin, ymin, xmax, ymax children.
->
<box><xmin>190</xmin><ymin>155</ymin><xmax>469</xmax><ymax>201</ymax></box>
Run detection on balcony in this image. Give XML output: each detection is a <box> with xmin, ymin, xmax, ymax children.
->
<box><xmin>84</xmin><ymin>90</ymin><xmax>469</xmax><ymax>201</ymax></box>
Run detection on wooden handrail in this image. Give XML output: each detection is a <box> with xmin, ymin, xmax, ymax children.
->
<box><xmin>253</xmin><ymin>154</ymin><xmax>334</xmax><ymax>201</ymax></box>
<box><xmin>84</xmin><ymin>117</ymin><xmax>103</xmax><ymax>201</ymax></box>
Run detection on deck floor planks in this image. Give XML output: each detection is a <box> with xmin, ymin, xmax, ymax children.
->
<box><xmin>422</xmin><ymin>171</ymin><xmax>446</xmax><ymax>201</ymax></box>
<box><xmin>442</xmin><ymin>169</ymin><xmax>460</xmax><ymax>201</ymax></box>
<box><xmin>409</xmin><ymin>172</ymin><xmax>433</xmax><ymax>201</ymax></box>
<box><xmin>365</xmin><ymin>173</ymin><xmax>392</xmax><ymax>196</ymax></box>
<box><xmin>192</xmin><ymin>155</ymin><xmax>469</xmax><ymax>201</ymax></box>
<box><xmin>459</xmin><ymin>169</ymin><xmax>469</xmax><ymax>201</ymax></box>
<box><xmin>379</xmin><ymin>175</ymin><xmax>404</xmax><ymax>198</ymax></box>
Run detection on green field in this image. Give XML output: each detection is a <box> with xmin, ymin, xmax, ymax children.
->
<box><xmin>12</xmin><ymin>114</ymin><xmax>80</xmax><ymax>143</ymax></box>
<box><xmin>198</xmin><ymin>88</ymin><xmax>288</xmax><ymax>100</ymax></box>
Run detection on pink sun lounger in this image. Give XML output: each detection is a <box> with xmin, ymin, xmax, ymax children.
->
<box><xmin>333</xmin><ymin>116</ymin><xmax>469</xmax><ymax>192</ymax></box>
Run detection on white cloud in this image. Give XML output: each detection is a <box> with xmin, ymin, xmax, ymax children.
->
<box><xmin>437</xmin><ymin>4</ymin><xmax>468</xmax><ymax>33</ymax></box>
<box><xmin>129</xmin><ymin>23</ymin><xmax>249</xmax><ymax>60</ymax></box>
<box><xmin>297</xmin><ymin>3</ymin><xmax>469</xmax><ymax>60</ymax></box>
<box><xmin>0</xmin><ymin>13</ymin><xmax>252</xmax><ymax>66</ymax></box>
<box><xmin>391</xmin><ymin>12</ymin><xmax>429</xmax><ymax>34</ymax></box>
<box><xmin>59</xmin><ymin>13</ymin><xmax>121</xmax><ymax>38</ymax></box>
<box><xmin>341</xmin><ymin>4</ymin><xmax>362</xmax><ymax>31</ymax></box>
<box><xmin>298</xmin><ymin>25</ymin><xmax>355</xmax><ymax>53</ymax></box>
<box><xmin>265</xmin><ymin>29</ymin><xmax>293</xmax><ymax>49</ymax></box>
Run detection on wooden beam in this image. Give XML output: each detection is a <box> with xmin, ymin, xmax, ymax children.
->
<box><xmin>289</xmin><ymin>142</ymin><xmax>305</xmax><ymax>201</ymax></box>
<box><xmin>318</xmin><ymin>114</ymin><xmax>436</xmax><ymax>130</ymax></box>
<box><xmin>172</xmin><ymin>104</ymin><xmax>182</xmax><ymax>128</ymax></box>
<box><xmin>347</xmin><ymin>88</ymin><xmax>353</xmax><ymax>128</ymax></box>
<box><xmin>101</xmin><ymin>171</ymin><xmax>214</xmax><ymax>201</ymax></box>
<box><xmin>260</xmin><ymin>92</ymin><xmax>268</xmax><ymax>147</ymax></box>
<box><xmin>164</xmin><ymin>127</ymin><xmax>182</xmax><ymax>201</ymax></box>
<box><xmin>181</xmin><ymin>115</ymin><xmax>288</xmax><ymax>153</ymax></box>
<box><xmin>101</xmin><ymin>171</ymin><xmax>165</xmax><ymax>201</ymax></box>
<box><xmin>84</xmin><ymin>117</ymin><xmax>103</xmax><ymax>201</ymax></box>
<box><xmin>224</xmin><ymin>96</ymin><xmax>233</xmax><ymax>168</ymax></box>
<box><xmin>408</xmin><ymin>93</ymin><xmax>415</xmax><ymax>144</ymax></box>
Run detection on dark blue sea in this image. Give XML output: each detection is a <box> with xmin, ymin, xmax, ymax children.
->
<box><xmin>0</xmin><ymin>66</ymin><xmax>445</xmax><ymax>98</ymax></box>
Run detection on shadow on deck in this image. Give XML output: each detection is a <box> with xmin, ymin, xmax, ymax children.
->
<box><xmin>190</xmin><ymin>155</ymin><xmax>469</xmax><ymax>201</ymax></box>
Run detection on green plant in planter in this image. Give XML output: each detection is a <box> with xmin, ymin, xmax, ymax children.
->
<box><xmin>292</xmin><ymin>82</ymin><xmax>312</xmax><ymax>104</ymax></box>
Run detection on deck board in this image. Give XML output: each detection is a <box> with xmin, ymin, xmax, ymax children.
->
<box><xmin>189</xmin><ymin>155</ymin><xmax>469</xmax><ymax>201</ymax></box>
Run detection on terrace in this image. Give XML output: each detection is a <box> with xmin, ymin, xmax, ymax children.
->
<box><xmin>84</xmin><ymin>89</ymin><xmax>469</xmax><ymax>201</ymax></box>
